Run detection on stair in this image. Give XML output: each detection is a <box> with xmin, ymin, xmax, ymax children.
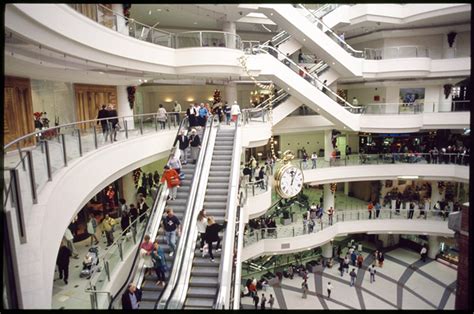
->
<box><xmin>183</xmin><ymin>128</ymin><xmax>235</xmax><ymax>309</ymax></box>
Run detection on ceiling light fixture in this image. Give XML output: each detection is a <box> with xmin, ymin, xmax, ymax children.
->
<box><xmin>148</xmin><ymin>10</ymin><xmax>152</xmax><ymax>15</ymax></box>
<box><xmin>157</xmin><ymin>8</ymin><xmax>161</xmax><ymax>12</ymax></box>
<box><xmin>193</xmin><ymin>22</ymin><xmax>198</xmax><ymax>25</ymax></box>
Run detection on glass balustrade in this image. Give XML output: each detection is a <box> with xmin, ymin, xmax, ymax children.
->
<box><xmin>364</xmin><ymin>46</ymin><xmax>430</xmax><ymax>60</ymax></box>
<box><xmin>243</xmin><ymin>207</ymin><xmax>452</xmax><ymax>247</ymax></box>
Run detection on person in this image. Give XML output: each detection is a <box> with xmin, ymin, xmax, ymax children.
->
<box><xmin>119</xmin><ymin>198</ymin><xmax>128</xmax><ymax>218</ymax></box>
<box><xmin>349</xmin><ymin>268</ymin><xmax>357</xmax><ymax>287</ymax></box>
<box><xmin>64</xmin><ymin>226</ymin><xmax>79</xmax><ymax>259</ymax></box>
<box><xmin>106</xmin><ymin>185</ymin><xmax>116</xmax><ymax>210</ymax></box>
<box><xmin>311</xmin><ymin>152</ymin><xmax>318</xmax><ymax>169</ymax></box>
<box><xmin>107</xmin><ymin>104</ymin><xmax>119</xmax><ymax>141</ymax></box>
<box><xmin>327</xmin><ymin>206</ymin><xmax>334</xmax><ymax>225</ymax></box>
<box><xmin>367</xmin><ymin>201</ymin><xmax>374</xmax><ymax>219</ymax></box>
<box><xmin>129</xmin><ymin>203</ymin><xmax>138</xmax><ymax>224</ymax></box>
<box><xmin>420</xmin><ymin>245</ymin><xmax>428</xmax><ymax>262</ymax></box>
<box><xmin>157</xmin><ymin>104</ymin><xmax>167</xmax><ymax>130</ymax></box>
<box><xmin>162</xmin><ymin>208</ymin><xmax>181</xmax><ymax>257</ymax></box>
<box><xmin>302</xmin><ymin>151</ymin><xmax>308</xmax><ymax>169</ymax></box>
<box><xmin>352</xmin><ymin>97</ymin><xmax>359</xmax><ymax>106</ymax></box>
<box><xmin>346</xmin><ymin>145</ymin><xmax>352</xmax><ymax>156</ymax></box>
<box><xmin>151</xmin><ymin>240</ymin><xmax>167</xmax><ymax>286</ymax></box>
<box><xmin>357</xmin><ymin>254</ymin><xmax>364</xmax><ymax>268</ymax></box>
<box><xmin>56</xmin><ymin>241</ymin><xmax>72</xmax><ymax>284</ymax></box>
<box><xmin>408</xmin><ymin>202</ymin><xmax>415</xmax><ymax>219</ymax></box>
<box><xmin>288</xmin><ymin>264</ymin><xmax>294</xmax><ymax>279</ymax></box>
<box><xmin>301</xmin><ymin>280</ymin><xmax>308</xmax><ymax>298</ymax></box>
<box><xmin>257</xmin><ymin>166</ymin><xmax>266</xmax><ymax>189</ymax></box>
<box><xmin>253</xmin><ymin>293</ymin><xmax>260</xmax><ymax>310</ymax></box>
<box><xmin>196</xmin><ymin>209</ymin><xmax>208</xmax><ymax>252</ymax></box>
<box><xmin>198</xmin><ymin>103</ymin><xmax>209</xmax><ymax>127</ymax></box>
<box><xmin>260</xmin><ymin>293</ymin><xmax>267</xmax><ymax>310</ymax></box>
<box><xmin>338</xmin><ymin>260</ymin><xmax>344</xmax><ymax>277</ymax></box>
<box><xmin>153</xmin><ymin>171</ymin><xmax>160</xmax><ymax>187</ymax></box>
<box><xmin>160</xmin><ymin>165</ymin><xmax>180</xmax><ymax>200</ymax></box>
<box><xmin>173</xmin><ymin>101</ymin><xmax>181</xmax><ymax>125</ymax></box>
<box><xmin>121</xmin><ymin>283</ymin><xmax>142</xmax><ymax>309</ymax></box>
<box><xmin>204</xmin><ymin>216</ymin><xmax>224</xmax><ymax>262</ymax></box>
<box><xmin>378</xmin><ymin>251</ymin><xmax>385</xmax><ymax>268</ymax></box>
<box><xmin>139</xmin><ymin>234</ymin><xmax>154</xmax><ymax>274</ymax></box>
<box><xmin>369</xmin><ymin>264</ymin><xmax>377</xmax><ymax>283</ymax></box>
<box><xmin>343</xmin><ymin>255</ymin><xmax>350</xmax><ymax>273</ymax></box>
<box><xmin>97</xmin><ymin>104</ymin><xmax>109</xmax><ymax>139</ymax></box>
<box><xmin>186</xmin><ymin>103</ymin><xmax>197</xmax><ymax>128</ymax></box>
<box><xmin>120</xmin><ymin>208</ymin><xmax>130</xmax><ymax>232</ymax></box>
<box><xmin>102</xmin><ymin>214</ymin><xmax>117</xmax><ymax>246</ymax></box>
<box><xmin>298</xmin><ymin>49</ymin><xmax>304</xmax><ymax>63</ymax></box>
<box><xmin>176</xmin><ymin>130</ymin><xmax>189</xmax><ymax>164</ymax></box>
<box><xmin>223</xmin><ymin>101</ymin><xmax>231</xmax><ymax>124</ymax></box>
<box><xmin>322</xmin><ymin>79</ymin><xmax>328</xmax><ymax>95</ymax></box>
<box><xmin>249</xmin><ymin>156</ymin><xmax>258</xmax><ymax>179</ymax></box>
<box><xmin>230</xmin><ymin>101</ymin><xmax>241</xmax><ymax>122</ymax></box>
<box><xmin>351</xmin><ymin>250</ymin><xmax>357</xmax><ymax>266</ymax></box>
<box><xmin>87</xmin><ymin>214</ymin><xmax>99</xmax><ymax>246</ymax></box>
<box><xmin>137</xmin><ymin>195</ymin><xmax>149</xmax><ymax>222</ymax></box>
<box><xmin>168</xmin><ymin>154</ymin><xmax>182</xmax><ymax>175</ymax></box>
<box><xmin>375</xmin><ymin>202</ymin><xmax>381</xmax><ymax>218</ymax></box>
<box><xmin>327</xmin><ymin>281</ymin><xmax>333</xmax><ymax>299</ymax></box>
<box><xmin>268</xmin><ymin>294</ymin><xmax>275</xmax><ymax>309</ymax></box>
<box><xmin>189</xmin><ymin>129</ymin><xmax>201</xmax><ymax>164</ymax></box>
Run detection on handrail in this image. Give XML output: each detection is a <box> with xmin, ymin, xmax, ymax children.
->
<box><xmin>158</xmin><ymin>115</ymin><xmax>218</xmax><ymax>309</ymax></box>
<box><xmin>215</xmin><ymin>114</ymin><xmax>242</xmax><ymax>309</ymax></box>
<box><xmin>255</xmin><ymin>45</ymin><xmax>363</xmax><ymax>111</ymax></box>
<box><xmin>232</xmin><ymin>205</ymin><xmax>245</xmax><ymax>309</ymax></box>
<box><xmin>296</xmin><ymin>4</ymin><xmax>364</xmax><ymax>57</ymax></box>
<box><xmin>105</xmin><ymin>116</ymin><xmax>189</xmax><ymax>309</ymax></box>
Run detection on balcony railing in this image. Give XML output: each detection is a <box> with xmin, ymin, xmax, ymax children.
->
<box><xmin>67</xmin><ymin>4</ymin><xmax>242</xmax><ymax>49</ymax></box>
<box><xmin>361</xmin><ymin>100</ymin><xmax>470</xmax><ymax>114</ymax></box>
<box><xmin>243</xmin><ymin>208</ymin><xmax>451</xmax><ymax>247</ymax></box>
<box><xmin>364</xmin><ymin>46</ymin><xmax>429</xmax><ymax>60</ymax></box>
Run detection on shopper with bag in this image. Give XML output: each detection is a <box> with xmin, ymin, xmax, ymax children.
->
<box><xmin>160</xmin><ymin>165</ymin><xmax>180</xmax><ymax>200</ymax></box>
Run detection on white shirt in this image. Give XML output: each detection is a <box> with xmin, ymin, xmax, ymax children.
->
<box><xmin>174</xmin><ymin>103</ymin><xmax>181</xmax><ymax>112</ymax></box>
<box><xmin>352</xmin><ymin>98</ymin><xmax>358</xmax><ymax>106</ymax></box>
<box><xmin>197</xmin><ymin>217</ymin><xmax>207</xmax><ymax>234</ymax></box>
<box><xmin>311</xmin><ymin>153</ymin><xmax>318</xmax><ymax>160</ymax></box>
<box><xmin>157</xmin><ymin>107</ymin><xmax>167</xmax><ymax>120</ymax></box>
<box><xmin>327</xmin><ymin>283</ymin><xmax>333</xmax><ymax>291</ymax></box>
<box><xmin>64</xmin><ymin>228</ymin><xmax>74</xmax><ymax>241</ymax></box>
<box><xmin>231</xmin><ymin>104</ymin><xmax>241</xmax><ymax>115</ymax></box>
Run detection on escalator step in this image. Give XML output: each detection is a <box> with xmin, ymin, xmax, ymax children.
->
<box><xmin>185</xmin><ymin>297</ymin><xmax>215</xmax><ymax>308</ymax></box>
<box><xmin>139</xmin><ymin>301</ymin><xmax>157</xmax><ymax>309</ymax></box>
<box><xmin>189</xmin><ymin>276</ymin><xmax>219</xmax><ymax>287</ymax></box>
<box><xmin>191</xmin><ymin>266</ymin><xmax>220</xmax><ymax>277</ymax></box>
<box><xmin>187</xmin><ymin>287</ymin><xmax>217</xmax><ymax>298</ymax></box>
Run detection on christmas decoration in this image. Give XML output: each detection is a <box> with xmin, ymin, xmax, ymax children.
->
<box><xmin>213</xmin><ymin>89</ymin><xmax>222</xmax><ymax>105</ymax></box>
<box><xmin>132</xmin><ymin>168</ymin><xmax>142</xmax><ymax>188</ymax></box>
<box><xmin>127</xmin><ymin>86</ymin><xmax>136</xmax><ymax>110</ymax></box>
<box><xmin>330</xmin><ymin>183</ymin><xmax>337</xmax><ymax>194</ymax></box>
<box><xmin>443</xmin><ymin>84</ymin><xmax>452</xmax><ymax>99</ymax></box>
<box><xmin>447</xmin><ymin>31</ymin><xmax>457</xmax><ymax>48</ymax></box>
<box><xmin>438</xmin><ymin>181</ymin><xmax>445</xmax><ymax>195</ymax></box>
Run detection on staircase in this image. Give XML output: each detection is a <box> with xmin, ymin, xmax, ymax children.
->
<box><xmin>184</xmin><ymin>127</ymin><xmax>235</xmax><ymax>309</ymax></box>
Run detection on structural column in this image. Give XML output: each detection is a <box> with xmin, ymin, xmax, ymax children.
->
<box><xmin>321</xmin><ymin>242</ymin><xmax>333</xmax><ymax>266</ymax></box>
<box><xmin>323</xmin><ymin>184</ymin><xmax>335</xmax><ymax>211</ymax></box>
<box><xmin>430</xmin><ymin>181</ymin><xmax>445</xmax><ymax>209</ymax></box>
<box><xmin>225</xmin><ymin>82</ymin><xmax>238</xmax><ymax>105</ymax></box>
<box><xmin>344</xmin><ymin>182</ymin><xmax>349</xmax><ymax>196</ymax></box>
<box><xmin>324</xmin><ymin>130</ymin><xmax>333</xmax><ymax>162</ymax></box>
<box><xmin>111</xmin><ymin>4</ymin><xmax>129</xmax><ymax>36</ymax></box>
<box><xmin>222</xmin><ymin>21</ymin><xmax>236</xmax><ymax>49</ymax></box>
<box><xmin>427</xmin><ymin>235</ymin><xmax>440</xmax><ymax>259</ymax></box>
<box><xmin>122</xmin><ymin>172</ymin><xmax>137</xmax><ymax>206</ymax></box>
<box><xmin>117</xmin><ymin>85</ymin><xmax>135</xmax><ymax>129</ymax></box>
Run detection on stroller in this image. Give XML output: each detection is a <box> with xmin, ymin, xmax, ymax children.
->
<box><xmin>80</xmin><ymin>246</ymin><xmax>100</xmax><ymax>279</ymax></box>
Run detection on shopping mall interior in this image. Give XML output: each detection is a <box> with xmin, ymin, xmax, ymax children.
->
<box><xmin>2</xmin><ymin>2</ymin><xmax>471</xmax><ymax>310</ymax></box>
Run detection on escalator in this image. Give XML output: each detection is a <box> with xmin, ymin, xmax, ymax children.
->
<box><xmin>184</xmin><ymin>127</ymin><xmax>236</xmax><ymax>309</ymax></box>
<box><xmin>107</xmin><ymin>116</ymin><xmax>213</xmax><ymax>309</ymax></box>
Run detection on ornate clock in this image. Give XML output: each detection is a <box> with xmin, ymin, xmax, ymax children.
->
<box><xmin>275</xmin><ymin>150</ymin><xmax>304</xmax><ymax>199</ymax></box>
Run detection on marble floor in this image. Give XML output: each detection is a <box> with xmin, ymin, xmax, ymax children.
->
<box><xmin>240</xmin><ymin>245</ymin><xmax>457</xmax><ymax>310</ymax></box>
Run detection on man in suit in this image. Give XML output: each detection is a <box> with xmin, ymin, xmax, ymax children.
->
<box><xmin>97</xmin><ymin>104</ymin><xmax>109</xmax><ymax>139</ymax></box>
<box><xmin>56</xmin><ymin>242</ymin><xmax>72</xmax><ymax>285</ymax></box>
<box><xmin>122</xmin><ymin>283</ymin><xmax>142</xmax><ymax>309</ymax></box>
<box><xmin>107</xmin><ymin>104</ymin><xmax>119</xmax><ymax>142</ymax></box>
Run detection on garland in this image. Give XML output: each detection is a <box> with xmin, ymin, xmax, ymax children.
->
<box><xmin>132</xmin><ymin>168</ymin><xmax>142</xmax><ymax>188</ymax></box>
<box><xmin>443</xmin><ymin>84</ymin><xmax>452</xmax><ymax>99</ymax></box>
<box><xmin>127</xmin><ymin>86</ymin><xmax>136</xmax><ymax>110</ymax></box>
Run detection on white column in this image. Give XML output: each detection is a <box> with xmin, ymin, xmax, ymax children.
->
<box><xmin>111</xmin><ymin>4</ymin><xmax>129</xmax><ymax>36</ymax></box>
<box><xmin>323</xmin><ymin>184</ymin><xmax>335</xmax><ymax>211</ymax></box>
<box><xmin>344</xmin><ymin>182</ymin><xmax>349</xmax><ymax>196</ymax></box>
<box><xmin>122</xmin><ymin>172</ymin><xmax>136</xmax><ymax>206</ymax></box>
<box><xmin>324</xmin><ymin>130</ymin><xmax>333</xmax><ymax>162</ymax></box>
<box><xmin>321</xmin><ymin>242</ymin><xmax>333</xmax><ymax>259</ymax></box>
<box><xmin>427</xmin><ymin>235</ymin><xmax>440</xmax><ymax>259</ymax></box>
<box><xmin>377</xmin><ymin>234</ymin><xmax>399</xmax><ymax>248</ymax></box>
<box><xmin>223</xmin><ymin>21</ymin><xmax>236</xmax><ymax>49</ymax></box>
<box><xmin>431</xmin><ymin>181</ymin><xmax>445</xmax><ymax>209</ymax></box>
<box><xmin>439</xmin><ymin>85</ymin><xmax>453</xmax><ymax>112</ymax></box>
<box><xmin>225</xmin><ymin>82</ymin><xmax>238</xmax><ymax>105</ymax></box>
<box><xmin>117</xmin><ymin>85</ymin><xmax>135</xmax><ymax>129</ymax></box>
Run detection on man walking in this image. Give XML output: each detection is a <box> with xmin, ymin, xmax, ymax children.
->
<box><xmin>368</xmin><ymin>201</ymin><xmax>374</xmax><ymax>219</ymax></box>
<box><xmin>420</xmin><ymin>245</ymin><xmax>428</xmax><ymax>262</ymax></box>
<box><xmin>311</xmin><ymin>152</ymin><xmax>318</xmax><ymax>169</ymax></box>
<box><xmin>253</xmin><ymin>293</ymin><xmax>260</xmax><ymax>310</ymax></box>
<box><xmin>327</xmin><ymin>206</ymin><xmax>334</xmax><ymax>226</ymax></box>
<box><xmin>349</xmin><ymin>268</ymin><xmax>357</xmax><ymax>287</ymax></box>
<box><xmin>375</xmin><ymin>202</ymin><xmax>381</xmax><ymax>218</ymax></box>
<box><xmin>162</xmin><ymin>208</ymin><xmax>181</xmax><ymax>257</ymax></box>
<box><xmin>97</xmin><ymin>104</ymin><xmax>109</xmax><ymax>140</ymax></box>
<box><xmin>268</xmin><ymin>294</ymin><xmax>275</xmax><ymax>309</ymax></box>
<box><xmin>327</xmin><ymin>282</ymin><xmax>333</xmax><ymax>299</ymax></box>
<box><xmin>56</xmin><ymin>242</ymin><xmax>72</xmax><ymax>285</ymax></box>
<box><xmin>260</xmin><ymin>293</ymin><xmax>267</xmax><ymax>310</ymax></box>
<box><xmin>369</xmin><ymin>264</ymin><xmax>377</xmax><ymax>283</ymax></box>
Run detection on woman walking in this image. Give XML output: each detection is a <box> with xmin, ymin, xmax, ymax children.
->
<box><xmin>157</xmin><ymin>104</ymin><xmax>167</xmax><ymax>129</ymax></box>
<box><xmin>196</xmin><ymin>209</ymin><xmax>208</xmax><ymax>252</ymax></box>
<box><xmin>87</xmin><ymin>214</ymin><xmax>99</xmax><ymax>246</ymax></box>
<box><xmin>204</xmin><ymin>216</ymin><xmax>224</xmax><ymax>262</ymax></box>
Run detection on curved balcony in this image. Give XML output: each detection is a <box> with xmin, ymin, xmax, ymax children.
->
<box><xmin>241</xmin><ymin>208</ymin><xmax>454</xmax><ymax>261</ymax></box>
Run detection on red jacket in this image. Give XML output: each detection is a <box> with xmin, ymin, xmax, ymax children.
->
<box><xmin>161</xmin><ymin>169</ymin><xmax>180</xmax><ymax>188</ymax></box>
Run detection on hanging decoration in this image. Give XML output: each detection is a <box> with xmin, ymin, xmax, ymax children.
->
<box><xmin>330</xmin><ymin>183</ymin><xmax>337</xmax><ymax>194</ymax></box>
<box><xmin>238</xmin><ymin>55</ymin><xmax>278</xmax><ymax>161</ymax></box>
<box><xmin>443</xmin><ymin>84</ymin><xmax>453</xmax><ymax>99</ymax></box>
<box><xmin>438</xmin><ymin>181</ymin><xmax>445</xmax><ymax>195</ymax></box>
<box><xmin>127</xmin><ymin>86</ymin><xmax>137</xmax><ymax>110</ymax></box>
<box><xmin>447</xmin><ymin>31</ymin><xmax>457</xmax><ymax>48</ymax></box>
<box><xmin>123</xmin><ymin>4</ymin><xmax>132</xmax><ymax>23</ymax></box>
<box><xmin>132</xmin><ymin>168</ymin><xmax>142</xmax><ymax>188</ymax></box>
<box><xmin>213</xmin><ymin>89</ymin><xmax>222</xmax><ymax>105</ymax></box>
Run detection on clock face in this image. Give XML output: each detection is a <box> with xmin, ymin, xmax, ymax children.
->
<box><xmin>276</xmin><ymin>165</ymin><xmax>304</xmax><ymax>198</ymax></box>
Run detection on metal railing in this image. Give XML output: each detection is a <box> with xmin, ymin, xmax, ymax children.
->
<box><xmin>310</xmin><ymin>3</ymin><xmax>343</xmax><ymax>18</ymax></box>
<box><xmin>254</xmin><ymin>45</ymin><xmax>364</xmax><ymax>113</ymax></box>
<box><xmin>240</xmin><ymin>177</ymin><xmax>269</xmax><ymax>206</ymax></box>
<box><xmin>362</xmin><ymin>102</ymin><xmax>425</xmax><ymax>114</ymax></box>
<box><xmin>68</xmin><ymin>4</ymin><xmax>242</xmax><ymax>50</ymax></box>
<box><xmin>364</xmin><ymin>46</ymin><xmax>429</xmax><ymax>60</ymax></box>
<box><xmin>241</xmin><ymin>108</ymin><xmax>270</xmax><ymax>124</ymax></box>
<box><xmin>243</xmin><ymin>208</ymin><xmax>451</xmax><ymax>247</ymax></box>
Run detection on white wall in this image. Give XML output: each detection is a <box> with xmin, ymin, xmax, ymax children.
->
<box><xmin>456</xmin><ymin>31</ymin><xmax>471</xmax><ymax>57</ymax></box>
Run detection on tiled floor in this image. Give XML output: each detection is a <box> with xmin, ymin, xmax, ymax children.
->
<box><xmin>241</xmin><ymin>245</ymin><xmax>457</xmax><ymax>310</ymax></box>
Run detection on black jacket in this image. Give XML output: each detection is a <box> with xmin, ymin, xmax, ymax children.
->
<box><xmin>190</xmin><ymin>134</ymin><xmax>201</xmax><ymax>147</ymax></box>
<box><xmin>56</xmin><ymin>246</ymin><xmax>71</xmax><ymax>267</ymax></box>
<box><xmin>108</xmin><ymin>109</ymin><xmax>119</xmax><ymax>126</ymax></box>
<box><xmin>97</xmin><ymin>109</ymin><xmax>108</xmax><ymax>125</ymax></box>
<box><xmin>121</xmin><ymin>289</ymin><xmax>142</xmax><ymax>309</ymax></box>
<box><xmin>177</xmin><ymin>135</ymin><xmax>189</xmax><ymax>150</ymax></box>
<box><xmin>205</xmin><ymin>223</ymin><xmax>224</xmax><ymax>242</ymax></box>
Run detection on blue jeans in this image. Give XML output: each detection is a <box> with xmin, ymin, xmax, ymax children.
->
<box><xmin>350</xmin><ymin>277</ymin><xmax>355</xmax><ymax>286</ymax></box>
<box><xmin>165</xmin><ymin>230</ymin><xmax>177</xmax><ymax>253</ymax></box>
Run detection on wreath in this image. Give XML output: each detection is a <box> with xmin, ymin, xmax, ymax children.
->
<box><xmin>330</xmin><ymin>183</ymin><xmax>337</xmax><ymax>194</ymax></box>
<box><xmin>127</xmin><ymin>86</ymin><xmax>136</xmax><ymax>110</ymax></box>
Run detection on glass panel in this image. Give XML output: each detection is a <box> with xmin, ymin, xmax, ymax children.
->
<box><xmin>176</xmin><ymin>32</ymin><xmax>201</xmax><ymax>48</ymax></box>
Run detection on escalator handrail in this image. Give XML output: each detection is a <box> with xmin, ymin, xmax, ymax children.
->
<box><xmin>256</xmin><ymin>45</ymin><xmax>363</xmax><ymax>111</ymax></box>
<box><xmin>106</xmin><ymin>117</ymin><xmax>189</xmax><ymax>309</ymax></box>
<box><xmin>157</xmin><ymin>114</ymin><xmax>218</xmax><ymax>309</ymax></box>
<box><xmin>215</xmin><ymin>117</ymin><xmax>242</xmax><ymax>309</ymax></box>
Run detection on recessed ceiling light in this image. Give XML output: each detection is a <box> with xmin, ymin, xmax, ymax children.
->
<box><xmin>332</xmin><ymin>62</ymin><xmax>335</xmax><ymax>65</ymax></box>
<box><xmin>270</xmin><ymin>13</ymin><xmax>273</xmax><ymax>16</ymax></box>
<box><xmin>287</xmin><ymin>87</ymin><xmax>290</xmax><ymax>91</ymax></box>
<box><xmin>303</xmin><ymin>38</ymin><xmax>306</xmax><ymax>41</ymax></box>
<box><xmin>193</xmin><ymin>22</ymin><xmax>198</xmax><ymax>25</ymax></box>
<box><xmin>156</xmin><ymin>8</ymin><xmax>162</xmax><ymax>12</ymax></box>
<box><xmin>99</xmin><ymin>71</ymin><xmax>104</xmax><ymax>74</ymax></box>
<box><xmin>148</xmin><ymin>10</ymin><xmax>152</xmax><ymax>15</ymax></box>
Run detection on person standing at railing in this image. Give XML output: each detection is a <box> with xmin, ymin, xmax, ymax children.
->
<box><xmin>161</xmin><ymin>208</ymin><xmax>181</xmax><ymax>257</ymax></box>
<box><xmin>97</xmin><ymin>104</ymin><xmax>109</xmax><ymax>140</ymax></box>
<box><xmin>375</xmin><ymin>202</ymin><xmax>381</xmax><ymax>219</ymax></box>
<box><xmin>327</xmin><ymin>206</ymin><xmax>334</xmax><ymax>225</ymax></box>
<box><xmin>107</xmin><ymin>104</ymin><xmax>119</xmax><ymax>141</ymax></box>
<box><xmin>231</xmin><ymin>100</ymin><xmax>241</xmax><ymax>122</ymax></box>
<box><xmin>157</xmin><ymin>104</ymin><xmax>167</xmax><ymax>130</ymax></box>
<box><xmin>367</xmin><ymin>201</ymin><xmax>374</xmax><ymax>219</ymax></box>
<box><xmin>311</xmin><ymin>152</ymin><xmax>318</xmax><ymax>169</ymax></box>
<box><xmin>408</xmin><ymin>202</ymin><xmax>415</xmax><ymax>219</ymax></box>
<box><xmin>302</xmin><ymin>151</ymin><xmax>308</xmax><ymax>169</ymax></box>
<box><xmin>173</xmin><ymin>101</ymin><xmax>181</xmax><ymax>125</ymax></box>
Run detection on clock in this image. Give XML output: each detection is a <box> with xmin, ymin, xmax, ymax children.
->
<box><xmin>275</xmin><ymin>150</ymin><xmax>304</xmax><ymax>199</ymax></box>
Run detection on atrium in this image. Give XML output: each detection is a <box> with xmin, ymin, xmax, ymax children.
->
<box><xmin>3</xmin><ymin>3</ymin><xmax>471</xmax><ymax>310</ymax></box>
